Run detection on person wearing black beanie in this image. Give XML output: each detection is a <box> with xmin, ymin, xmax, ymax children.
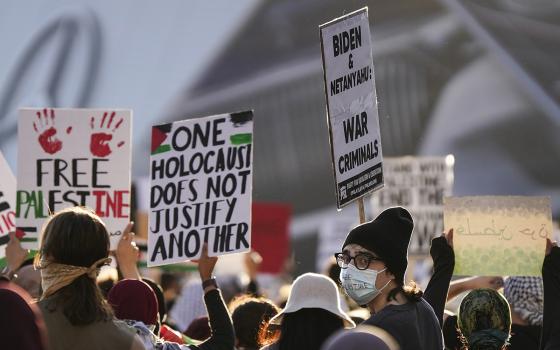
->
<box><xmin>335</xmin><ymin>206</ymin><xmax>444</xmax><ymax>350</ymax></box>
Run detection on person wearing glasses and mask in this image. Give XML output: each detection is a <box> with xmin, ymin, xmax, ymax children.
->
<box><xmin>334</xmin><ymin>207</ymin><xmax>444</xmax><ymax>350</ymax></box>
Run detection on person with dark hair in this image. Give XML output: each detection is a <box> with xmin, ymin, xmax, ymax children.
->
<box><xmin>160</xmin><ymin>272</ymin><xmax>182</xmax><ymax>311</ymax></box>
<box><xmin>0</xmin><ymin>281</ymin><xmax>48</xmax><ymax>350</ymax></box>
<box><xmin>142</xmin><ymin>278</ymin><xmax>167</xmax><ymax>329</ymax></box>
<box><xmin>336</xmin><ymin>206</ymin><xmax>443</xmax><ymax>350</ymax></box>
<box><xmin>228</xmin><ymin>295</ymin><xmax>280</xmax><ymax>350</ymax></box>
<box><xmin>259</xmin><ymin>273</ymin><xmax>355</xmax><ymax>350</ymax></box>
<box><xmin>184</xmin><ymin>316</ymin><xmax>211</xmax><ymax>342</ymax></box>
<box><xmin>35</xmin><ymin>206</ymin><xmax>145</xmax><ymax>350</ymax></box>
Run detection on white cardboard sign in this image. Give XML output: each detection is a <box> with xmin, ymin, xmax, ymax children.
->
<box><xmin>0</xmin><ymin>152</ymin><xmax>17</xmax><ymax>259</ymax></box>
<box><xmin>370</xmin><ymin>156</ymin><xmax>454</xmax><ymax>255</ymax></box>
<box><xmin>16</xmin><ymin>108</ymin><xmax>132</xmax><ymax>249</ymax></box>
<box><xmin>320</xmin><ymin>7</ymin><xmax>384</xmax><ymax>208</ymax></box>
<box><xmin>148</xmin><ymin>111</ymin><xmax>253</xmax><ymax>267</ymax></box>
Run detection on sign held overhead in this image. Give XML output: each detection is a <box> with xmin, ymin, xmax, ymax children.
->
<box><xmin>320</xmin><ymin>7</ymin><xmax>384</xmax><ymax>209</ymax></box>
<box><xmin>148</xmin><ymin>111</ymin><xmax>253</xmax><ymax>267</ymax></box>
<box><xmin>16</xmin><ymin>108</ymin><xmax>132</xmax><ymax>250</ymax></box>
<box><xmin>444</xmin><ymin>196</ymin><xmax>551</xmax><ymax>276</ymax></box>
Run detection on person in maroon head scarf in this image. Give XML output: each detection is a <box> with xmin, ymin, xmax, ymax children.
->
<box><xmin>0</xmin><ymin>281</ymin><xmax>48</xmax><ymax>350</ymax></box>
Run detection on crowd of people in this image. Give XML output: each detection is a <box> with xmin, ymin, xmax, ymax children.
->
<box><xmin>1</xmin><ymin>205</ymin><xmax>559</xmax><ymax>350</ymax></box>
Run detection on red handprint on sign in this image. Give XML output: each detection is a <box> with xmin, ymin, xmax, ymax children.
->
<box><xmin>33</xmin><ymin>109</ymin><xmax>71</xmax><ymax>154</ymax></box>
<box><xmin>90</xmin><ymin>111</ymin><xmax>125</xmax><ymax>157</ymax></box>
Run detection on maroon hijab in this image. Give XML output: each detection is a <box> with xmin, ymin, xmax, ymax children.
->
<box><xmin>0</xmin><ymin>281</ymin><xmax>48</xmax><ymax>350</ymax></box>
<box><xmin>108</xmin><ymin>278</ymin><xmax>159</xmax><ymax>325</ymax></box>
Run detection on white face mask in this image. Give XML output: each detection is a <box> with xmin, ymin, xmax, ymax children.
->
<box><xmin>340</xmin><ymin>263</ymin><xmax>391</xmax><ymax>306</ymax></box>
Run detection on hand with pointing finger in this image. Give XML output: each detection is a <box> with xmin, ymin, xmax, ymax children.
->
<box><xmin>6</xmin><ymin>232</ymin><xmax>29</xmax><ymax>273</ymax></box>
<box><xmin>115</xmin><ymin>222</ymin><xmax>141</xmax><ymax>280</ymax></box>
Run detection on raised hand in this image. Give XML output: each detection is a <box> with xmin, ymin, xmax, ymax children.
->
<box><xmin>546</xmin><ymin>238</ymin><xmax>558</xmax><ymax>256</ymax></box>
<box><xmin>33</xmin><ymin>109</ymin><xmax>70</xmax><ymax>154</ymax></box>
<box><xmin>197</xmin><ymin>243</ymin><xmax>218</xmax><ymax>281</ymax></box>
<box><xmin>115</xmin><ymin>222</ymin><xmax>141</xmax><ymax>279</ymax></box>
<box><xmin>244</xmin><ymin>251</ymin><xmax>262</xmax><ymax>280</ymax></box>
<box><xmin>6</xmin><ymin>232</ymin><xmax>29</xmax><ymax>273</ymax></box>
<box><xmin>89</xmin><ymin>111</ymin><xmax>125</xmax><ymax>157</ymax></box>
<box><xmin>443</xmin><ymin>228</ymin><xmax>453</xmax><ymax>248</ymax></box>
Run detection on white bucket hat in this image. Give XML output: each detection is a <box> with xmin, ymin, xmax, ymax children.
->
<box><xmin>269</xmin><ymin>273</ymin><xmax>355</xmax><ymax>328</ymax></box>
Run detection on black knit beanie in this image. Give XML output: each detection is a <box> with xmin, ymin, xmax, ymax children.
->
<box><xmin>341</xmin><ymin>207</ymin><xmax>413</xmax><ymax>284</ymax></box>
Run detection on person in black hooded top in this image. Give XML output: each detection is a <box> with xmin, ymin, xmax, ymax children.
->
<box><xmin>335</xmin><ymin>206</ymin><xmax>444</xmax><ymax>350</ymax></box>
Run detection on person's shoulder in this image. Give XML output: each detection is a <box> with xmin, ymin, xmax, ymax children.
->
<box><xmin>36</xmin><ymin>295</ymin><xmax>55</xmax><ymax>310</ymax></box>
<box><xmin>260</xmin><ymin>343</ymin><xmax>278</xmax><ymax>350</ymax></box>
<box><xmin>364</xmin><ymin>304</ymin><xmax>410</xmax><ymax>326</ymax></box>
<box><xmin>418</xmin><ymin>297</ymin><xmax>433</xmax><ymax>309</ymax></box>
<box><xmin>415</xmin><ymin>298</ymin><xmax>439</xmax><ymax>323</ymax></box>
<box><xmin>114</xmin><ymin>319</ymin><xmax>140</xmax><ymax>335</ymax></box>
<box><xmin>368</xmin><ymin>300</ymin><xmax>436</xmax><ymax>326</ymax></box>
<box><xmin>129</xmin><ymin>335</ymin><xmax>148</xmax><ymax>350</ymax></box>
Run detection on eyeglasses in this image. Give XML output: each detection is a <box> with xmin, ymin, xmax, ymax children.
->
<box><xmin>334</xmin><ymin>252</ymin><xmax>382</xmax><ymax>270</ymax></box>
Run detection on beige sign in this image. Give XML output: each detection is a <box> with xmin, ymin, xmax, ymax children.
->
<box><xmin>444</xmin><ymin>196</ymin><xmax>551</xmax><ymax>276</ymax></box>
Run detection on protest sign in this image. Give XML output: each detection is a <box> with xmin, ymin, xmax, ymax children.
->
<box><xmin>148</xmin><ymin>111</ymin><xmax>253</xmax><ymax>267</ymax></box>
<box><xmin>370</xmin><ymin>156</ymin><xmax>454</xmax><ymax>255</ymax></box>
<box><xmin>0</xmin><ymin>152</ymin><xmax>17</xmax><ymax>260</ymax></box>
<box><xmin>320</xmin><ymin>7</ymin><xmax>384</xmax><ymax>209</ymax></box>
<box><xmin>316</xmin><ymin>215</ymin><xmax>359</xmax><ymax>272</ymax></box>
<box><xmin>444</xmin><ymin>196</ymin><xmax>551</xmax><ymax>276</ymax></box>
<box><xmin>16</xmin><ymin>108</ymin><xmax>132</xmax><ymax>249</ymax></box>
<box><xmin>251</xmin><ymin>202</ymin><xmax>291</xmax><ymax>274</ymax></box>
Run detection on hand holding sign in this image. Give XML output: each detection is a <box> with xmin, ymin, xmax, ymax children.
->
<box><xmin>6</xmin><ymin>232</ymin><xmax>28</xmax><ymax>272</ymax></box>
<box><xmin>442</xmin><ymin>228</ymin><xmax>454</xmax><ymax>248</ymax></box>
<box><xmin>116</xmin><ymin>221</ymin><xmax>140</xmax><ymax>280</ymax></box>
<box><xmin>244</xmin><ymin>251</ymin><xmax>262</xmax><ymax>280</ymax></box>
<box><xmin>197</xmin><ymin>243</ymin><xmax>218</xmax><ymax>292</ymax></box>
<box><xmin>546</xmin><ymin>238</ymin><xmax>558</xmax><ymax>256</ymax></box>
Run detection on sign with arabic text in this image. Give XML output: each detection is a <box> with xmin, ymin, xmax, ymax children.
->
<box><xmin>444</xmin><ymin>196</ymin><xmax>551</xmax><ymax>276</ymax></box>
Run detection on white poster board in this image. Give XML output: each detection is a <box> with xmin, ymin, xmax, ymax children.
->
<box><xmin>0</xmin><ymin>152</ymin><xmax>17</xmax><ymax>259</ymax></box>
<box><xmin>148</xmin><ymin>111</ymin><xmax>253</xmax><ymax>267</ymax></box>
<box><xmin>16</xmin><ymin>108</ymin><xmax>132</xmax><ymax>249</ymax></box>
<box><xmin>316</xmin><ymin>215</ymin><xmax>359</xmax><ymax>272</ymax></box>
<box><xmin>370</xmin><ymin>156</ymin><xmax>454</xmax><ymax>255</ymax></box>
<box><xmin>444</xmin><ymin>196</ymin><xmax>551</xmax><ymax>276</ymax></box>
<box><xmin>320</xmin><ymin>7</ymin><xmax>384</xmax><ymax>209</ymax></box>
